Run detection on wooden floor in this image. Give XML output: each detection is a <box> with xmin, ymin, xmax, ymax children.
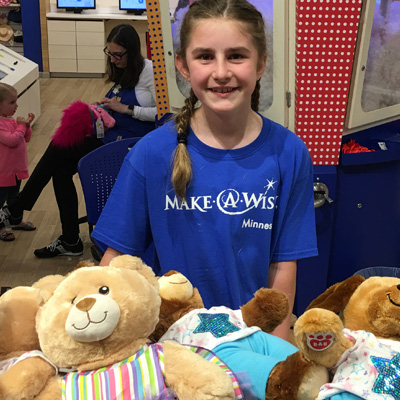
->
<box><xmin>0</xmin><ymin>76</ymin><xmax>110</xmax><ymax>288</ymax></box>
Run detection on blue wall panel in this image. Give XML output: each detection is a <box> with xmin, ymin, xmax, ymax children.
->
<box><xmin>294</xmin><ymin>165</ymin><xmax>337</xmax><ymax>315</ymax></box>
<box><xmin>21</xmin><ymin>0</ymin><xmax>42</xmax><ymax>71</ymax></box>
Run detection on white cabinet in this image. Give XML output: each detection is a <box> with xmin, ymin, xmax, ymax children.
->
<box><xmin>76</xmin><ymin>21</ymin><xmax>104</xmax><ymax>73</ymax></box>
<box><xmin>47</xmin><ymin>19</ymin><xmax>105</xmax><ymax>74</ymax></box>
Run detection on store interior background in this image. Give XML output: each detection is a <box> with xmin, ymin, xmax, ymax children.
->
<box><xmin>3</xmin><ymin>0</ymin><xmax>400</xmax><ymax>316</ymax></box>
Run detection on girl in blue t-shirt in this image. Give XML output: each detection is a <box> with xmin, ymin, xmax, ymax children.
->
<box><xmin>94</xmin><ymin>2</ymin><xmax>363</xmax><ymax>398</ymax></box>
<box><xmin>95</xmin><ymin>0</ymin><xmax>317</xmax><ymax>343</ymax></box>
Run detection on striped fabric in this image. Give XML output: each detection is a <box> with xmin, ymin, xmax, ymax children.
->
<box><xmin>62</xmin><ymin>344</ymin><xmax>167</xmax><ymax>400</ymax></box>
<box><xmin>62</xmin><ymin>344</ymin><xmax>243</xmax><ymax>399</ymax></box>
<box><xmin>188</xmin><ymin>346</ymin><xmax>244</xmax><ymax>400</ymax></box>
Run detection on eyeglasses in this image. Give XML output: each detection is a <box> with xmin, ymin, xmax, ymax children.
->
<box><xmin>103</xmin><ymin>47</ymin><xmax>127</xmax><ymax>60</ymax></box>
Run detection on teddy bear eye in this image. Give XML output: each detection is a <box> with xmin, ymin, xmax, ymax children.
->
<box><xmin>71</xmin><ymin>296</ymin><xmax>76</xmax><ymax>304</ymax></box>
<box><xmin>99</xmin><ymin>286</ymin><xmax>110</xmax><ymax>295</ymax></box>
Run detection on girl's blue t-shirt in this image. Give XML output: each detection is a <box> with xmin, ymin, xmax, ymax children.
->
<box><xmin>92</xmin><ymin>116</ymin><xmax>317</xmax><ymax>309</ymax></box>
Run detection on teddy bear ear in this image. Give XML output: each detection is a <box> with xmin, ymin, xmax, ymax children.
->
<box><xmin>306</xmin><ymin>274</ymin><xmax>365</xmax><ymax>314</ymax></box>
<box><xmin>32</xmin><ymin>274</ymin><xmax>65</xmax><ymax>305</ymax></box>
<box><xmin>109</xmin><ymin>255</ymin><xmax>159</xmax><ymax>288</ymax></box>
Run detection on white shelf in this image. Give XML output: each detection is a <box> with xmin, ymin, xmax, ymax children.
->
<box><xmin>46</xmin><ymin>10</ymin><xmax>149</xmax><ymax>76</ymax></box>
<box><xmin>46</xmin><ymin>11</ymin><xmax>147</xmax><ymax>20</ymax></box>
<box><xmin>47</xmin><ymin>19</ymin><xmax>105</xmax><ymax>74</ymax></box>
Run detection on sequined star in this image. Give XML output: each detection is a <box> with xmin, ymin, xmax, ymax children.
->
<box><xmin>193</xmin><ymin>313</ymin><xmax>240</xmax><ymax>338</ymax></box>
<box><xmin>371</xmin><ymin>353</ymin><xmax>400</xmax><ymax>399</ymax></box>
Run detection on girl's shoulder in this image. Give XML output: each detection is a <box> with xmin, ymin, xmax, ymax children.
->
<box><xmin>264</xmin><ymin>116</ymin><xmax>309</xmax><ymax>152</ymax></box>
<box><xmin>0</xmin><ymin>117</ymin><xmax>16</xmax><ymax>127</ymax></box>
<box><xmin>130</xmin><ymin>120</ymin><xmax>177</xmax><ymax>152</ymax></box>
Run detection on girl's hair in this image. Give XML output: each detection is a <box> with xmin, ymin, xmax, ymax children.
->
<box><xmin>0</xmin><ymin>83</ymin><xmax>17</xmax><ymax>102</ymax></box>
<box><xmin>172</xmin><ymin>0</ymin><xmax>267</xmax><ymax>201</ymax></box>
<box><xmin>105</xmin><ymin>24</ymin><xmax>144</xmax><ymax>89</ymax></box>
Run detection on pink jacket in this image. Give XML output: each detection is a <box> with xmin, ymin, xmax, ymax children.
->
<box><xmin>0</xmin><ymin>117</ymin><xmax>32</xmax><ymax>186</ymax></box>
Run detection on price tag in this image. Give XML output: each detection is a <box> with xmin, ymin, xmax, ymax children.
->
<box><xmin>95</xmin><ymin>119</ymin><xmax>104</xmax><ymax>138</ymax></box>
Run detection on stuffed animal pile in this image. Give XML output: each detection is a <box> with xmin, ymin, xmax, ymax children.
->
<box><xmin>294</xmin><ymin>274</ymin><xmax>400</xmax><ymax>400</ymax></box>
<box><xmin>0</xmin><ymin>257</ymin><xmax>331</xmax><ymax>400</ymax></box>
<box><xmin>152</xmin><ymin>270</ymin><xmax>329</xmax><ymax>399</ymax></box>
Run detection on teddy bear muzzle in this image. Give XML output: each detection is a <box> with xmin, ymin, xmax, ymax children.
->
<box><xmin>65</xmin><ymin>294</ymin><xmax>121</xmax><ymax>342</ymax></box>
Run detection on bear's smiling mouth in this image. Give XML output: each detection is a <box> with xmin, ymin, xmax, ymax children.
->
<box><xmin>387</xmin><ymin>294</ymin><xmax>400</xmax><ymax>307</ymax></box>
<box><xmin>72</xmin><ymin>311</ymin><xmax>108</xmax><ymax>330</ymax></box>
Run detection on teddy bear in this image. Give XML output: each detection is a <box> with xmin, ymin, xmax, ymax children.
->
<box><xmin>150</xmin><ymin>270</ymin><xmax>291</xmax><ymax>343</ymax></box>
<box><xmin>32</xmin><ymin>255</ymin><xmax>243</xmax><ymax>400</ymax></box>
<box><xmin>0</xmin><ymin>274</ymin><xmax>65</xmax><ymax>400</ymax></box>
<box><xmin>150</xmin><ymin>270</ymin><xmax>330</xmax><ymax>400</ymax></box>
<box><xmin>293</xmin><ymin>274</ymin><xmax>400</xmax><ymax>400</ymax></box>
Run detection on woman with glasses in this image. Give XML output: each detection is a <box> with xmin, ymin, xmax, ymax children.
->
<box><xmin>100</xmin><ymin>24</ymin><xmax>156</xmax><ymax>142</ymax></box>
<box><xmin>0</xmin><ymin>24</ymin><xmax>156</xmax><ymax>258</ymax></box>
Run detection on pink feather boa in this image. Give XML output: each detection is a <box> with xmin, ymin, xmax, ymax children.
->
<box><xmin>52</xmin><ymin>101</ymin><xmax>94</xmax><ymax>148</ymax></box>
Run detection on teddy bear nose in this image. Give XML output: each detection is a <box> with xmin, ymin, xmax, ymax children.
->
<box><xmin>76</xmin><ymin>297</ymin><xmax>96</xmax><ymax>312</ymax></box>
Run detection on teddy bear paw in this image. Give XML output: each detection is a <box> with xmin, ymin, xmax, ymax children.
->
<box><xmin>241</xmin><ymin>288</ymin><xmax>289</xmax><ymax>332</ymax></box>
<box><xmin>294</xmin><ymin>308</ymin><xmax>353</xmax><ymax>368</ymax></box>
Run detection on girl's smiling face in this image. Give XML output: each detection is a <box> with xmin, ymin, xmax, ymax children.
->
<box><xmin>0</xmin><ymin>90</ymin><xmax>18</xmax><ymax>117</ymax></box>
<box><xmin>176</xmin><ymin>18</ymin><xmax>266</xmax><ymax>116</ymax></box>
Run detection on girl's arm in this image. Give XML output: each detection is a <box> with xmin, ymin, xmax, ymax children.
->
<box><xmin>25</xmin><ymin>125</ymin><xmax>32</xmax><ymax>143</ymax></box>
<box><xmin>268</xmin><ymin>260</ymin><xmax>297</xmax><ymax>341</ymax></box>
<box><xmin>0</xmin><ymin>121</ymin><xmax>26</xmax><ymax>147</ymax></box>
<box><xmin>99</xmin><ymin>247</ymin><xmax>123</xmax><ymax>266</ymax></box>
<box><xmin>24</xmin><ymin>113</ymin><xmax>34</xmax><ymax>143</ymax></box>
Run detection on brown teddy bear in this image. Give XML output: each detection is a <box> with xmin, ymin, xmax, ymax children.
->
<box><xmin>0</xmin><ymin>274</ymin><xmax>64</xmax><ymax>400</ymax></box>
<box><xmin>33</xmin><ymin>255</ymin><xmax>240</xmax><ymax>400</ymax></box>
<box><xmin>294</xmin><ymin>274</ymin><xmax>400</xmax><ymax>400</ymax></box>
<box><xmin>150</xmin><ymin>270</ymin><xmax>290</xmax><ymax>343</ymax></box>
<box><xmin>152</xmin><ymin>270</ymin><xmax>330</xmax><ymax>399</ymax></box>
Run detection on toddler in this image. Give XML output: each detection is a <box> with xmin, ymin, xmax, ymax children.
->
<box><xmin>0</xmin><ymin>83</ymin><xmax>35</xmax><ymax>241</ymax></box>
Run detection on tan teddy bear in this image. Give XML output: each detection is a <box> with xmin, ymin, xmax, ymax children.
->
<box><xmin>34</xmin><ymin>255</ymin><xmax>237</xmax><ymax>400</ymax></box>
<box><xmin>0</xmin><ymin>274</ymin><xmax>64</xmax><ymax>400</ymax></box>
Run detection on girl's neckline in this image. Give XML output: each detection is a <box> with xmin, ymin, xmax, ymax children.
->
<box><xmin>188</xmin><ymin>116</ymin><xmax>271</xmax><ymax>159</ymax></box>
<box><xmin>191</xmin><ymin>109</ymin><xmax>263</xmax><ymax>150</ymax></box>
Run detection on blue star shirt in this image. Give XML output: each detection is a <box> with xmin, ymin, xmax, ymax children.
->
<box><xmin>159</xmin><ymin>306</ymin><xmax>299</xmax><ymax>400</ymax></box>
<box><xmin>159</xmin><ymin>306</ymin><xmax>260</xmax><ymax>349</ymax></box>
<box><xmin>317</xmin><ymin>329</ymin><xmax>400</xmax><ymax>400</ymax></box>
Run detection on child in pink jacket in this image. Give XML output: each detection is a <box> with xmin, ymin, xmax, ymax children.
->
<box><xmin>0</xmin><ymin>83</ymin><xmax>35</xmax><ymax>241</ymax></box>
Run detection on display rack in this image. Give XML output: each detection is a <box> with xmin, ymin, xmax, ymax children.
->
<box><xmin>0</xmin><ymin>43</ymin><xmax>40</xmax><ymax>123</ymax></box>
<box><xmin>0</xmin><ymin>2</ymin><xmax>22</xmax><ymax>56</ymax></box>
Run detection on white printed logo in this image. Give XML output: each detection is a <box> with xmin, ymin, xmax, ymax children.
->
<box><xmin>165</xmin><ymin>178</ymin><xmax>278</xmax><ymax>216</ymax></box>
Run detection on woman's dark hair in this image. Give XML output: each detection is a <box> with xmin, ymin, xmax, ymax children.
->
<box><xmin>105</xmin><ymin>24</ymin><xmax>144</xmax><ymax>89</ymax></box>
